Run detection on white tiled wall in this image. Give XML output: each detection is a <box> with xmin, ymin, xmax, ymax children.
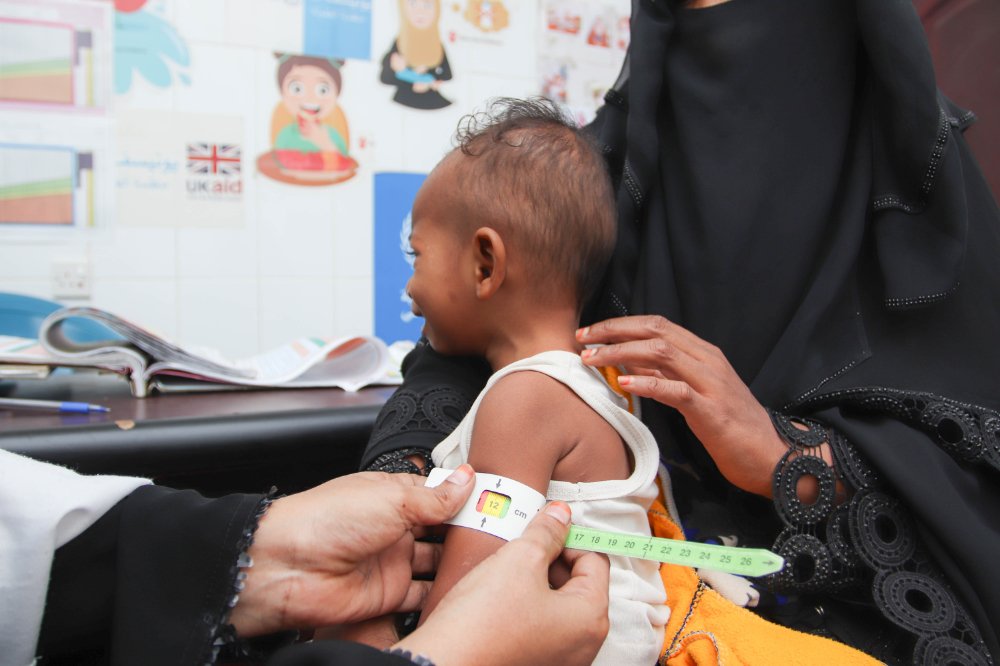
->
<box><xmin>0</xmin><ymin>0</ymin><xmax>628</xmax><ymax>360</ymax></box>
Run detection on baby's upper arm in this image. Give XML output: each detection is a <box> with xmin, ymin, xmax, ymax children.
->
<box><xmin>467</xmin><ymin>370</ymin><xmax>579</xmax><ymax>490</ymax></box>
<box><xmin>419</xmin><ymin>371</ymin><xmax>579</xmax><ymax>620</ymax></box>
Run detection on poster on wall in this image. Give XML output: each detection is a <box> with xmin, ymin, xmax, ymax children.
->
<box><xmin>440</xmin><ymin>1</ymin><xmax>536</xmax><ymax>78</ymax></box>
<box><xmin>256</xmin><ymin>53</ymin><xmax>359</xmax><ymax>187</ymax></box>
<box><xmin>378</xmin><ymin>0</ymin><xmax>453</xmax><ymax>110</ymax></box>
<box><xmin>0</xmin><ymin>0</ymin><xmax>111</xmax><ymax>232</ymax></box>
<box><xmin>0</xmin><ymin>143</ymin><xmax>94</xmax><ymax>226</ymax></box>
<box><xmin>116</xmin><ymin>110</ymin><xmax>244</xmax><ymax>227</ymax></box>
<box><xmin>374</xmin><ymin>172</ymin><xmax>426</xmax><ymax>344</ymax></box>
<box><xmin>304</xmin><ymin>0</ymin><xmax>372</xmax><ymax>61</ymax></box>
<box><xmin>538</xmin><ymin>0</ymin><xmax>629</xmax><ymax>126</ymax></box>
<box><xmin>0</xmin><ymin>0</ymin><xmax>113</xmax><ymax>112</ymax></box>
<box><xmin>114</xmin><ymin>0</ymin><xmax>191</xmax><ymax>95</ymax></box>
<box><xmin>0</xmin><ymin>109</ymin><xmax>110</xmax><ymax>231</ymax></box>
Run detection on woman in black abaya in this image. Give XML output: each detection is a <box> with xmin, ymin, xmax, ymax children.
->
<box><xmin>363</xmin><ymin>1</ymin><xmax>1000</xmax><ymax>663</ymax></box>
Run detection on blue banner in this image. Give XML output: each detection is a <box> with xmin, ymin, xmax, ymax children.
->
<box><xmin>374</xmin><ymin>172</ymin><xmax>427</xmax><ymax>344</ymax></box>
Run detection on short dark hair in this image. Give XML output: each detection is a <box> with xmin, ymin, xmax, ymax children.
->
<box><xmin>449</xmin><ymin>97</ymin><xmax>616</xmax><ymax>308</ymax></box>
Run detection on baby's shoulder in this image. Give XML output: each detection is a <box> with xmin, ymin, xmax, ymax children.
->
<box><xmin>484</xmin><ymin>368</ymin><xmax>590</xmax><ymax>407</ymax></box>
<box><xmin>478</xmin><ymin>369</ymin><xmax>600</xmax><ymax>434</ymax></box>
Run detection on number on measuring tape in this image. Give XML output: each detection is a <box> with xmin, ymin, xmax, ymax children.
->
<box><xmin>476</xmin><ymin>490</ymin><xmax>511</xmax><ymax>518</ymax></box>
<box><xmin>565</xmin><ymin>525</ymin><xmax>784</xmax><ymax>577</ymax></box>
<box><xmin>424</xmin><ymin>469</ymin><xmax>784</xmax><ymax>577</ymax></box>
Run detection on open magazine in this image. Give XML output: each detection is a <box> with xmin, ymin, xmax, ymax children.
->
<box><xmin>0</xmin><ymin>307</ymin><xmax>401</xmax><ymax>398</ymax></box>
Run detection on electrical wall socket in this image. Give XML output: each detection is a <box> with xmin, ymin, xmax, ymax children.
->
<box><xmin>51</xmin><ymin>260</ymin><xmax>91</xmax><ymax>300</ymax></box>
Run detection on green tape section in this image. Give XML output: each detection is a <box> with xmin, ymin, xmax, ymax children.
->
<box><xmin>566</xmin><ymin>525</ymin><xmax>784</xmax><ymax>577</ymax></box>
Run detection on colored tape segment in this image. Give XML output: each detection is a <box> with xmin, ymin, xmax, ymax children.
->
<box><xmin>425</xmin><ymin>468</ymin><xmax>546</xmax><ymax>541</ymax></box>
<box><xmin>425</xmin><ymin>470</ymin><xmax>785</xmax><ymax>576</ymax></box>
<box><xmin>566</xmin><ymin>525</ymin><xmax>785</xmax><ymax>577</ymax></box>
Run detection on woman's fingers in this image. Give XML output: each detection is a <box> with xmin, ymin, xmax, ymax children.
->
<box><xmin>578</xmin><ymin>315</ymin><xmax>716</xmax><ymax>357</ymax></box>
<box><xmin>617</xmin><ymin>375</ymin><xmax>698</xmax><ymax>409</ymax></box>
<box><xmin>582</xmin><ymin>337</ymin><xmax>702</xmax><ymax>387</ymax></box>
<box><xmin>411</xmin><ymin>540</ymin><xmax>442</xmax><ymax>576</ymax></box>
<box><xmin>514</xmin><ymin>502</ymin><xmax>574</xmax><ymax>568</ymax></box>
<box><xmin>393</xmin><ymin>464</ymin><xmax>475</xmax><ymax>528</ymax></box>
<box><xmin>558</xmin><ymin>550</ymin><xmax>611</xmax><ymax>601</ymax></box>
<box><xmin>615</xmin><ymin>364</ymin><xmax>664</xmax><ymax>379</ymax></box>
<box><xmin>397</xmin><ymin>580</ymin><xmax>434</xmax><ymax>613</ymax></box>
<box><xmin>578</xmin><ymin>315</ymin><xmax>670</xmax><ymax>344</ymax></box>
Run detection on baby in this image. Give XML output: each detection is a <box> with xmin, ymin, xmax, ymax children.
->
<box><xmin>409</xmin><ymin>97</ymin><xmax>668</xmax><ymax>665</ymax></box>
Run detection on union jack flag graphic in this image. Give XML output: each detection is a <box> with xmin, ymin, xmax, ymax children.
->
<box><xmin>186</xmin><ymin>143</ymin><xmax>242</xmax><ymax>175</ymax></box>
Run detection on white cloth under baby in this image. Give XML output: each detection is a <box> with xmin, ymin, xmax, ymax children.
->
<box><xmin>433</xmin><ymin>350</ymin><xmax>669</xmax><ymax>666</ymax></box>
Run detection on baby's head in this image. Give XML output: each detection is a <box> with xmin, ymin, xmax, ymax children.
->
<box><xmin>449</xmin><ymin>97</ymin><xmax>615</xmax><ymax>308</ymax></box>
<box><xmin>407</xmin><ymin>98</ymin><xmax>616</xmax><ymax>355</ymax></box>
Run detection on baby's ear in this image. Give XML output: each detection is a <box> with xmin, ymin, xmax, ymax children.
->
<box><xmin>473</xmin><ymin>227</ymin><xmax>506</xmax><ymax>299</ymax></box>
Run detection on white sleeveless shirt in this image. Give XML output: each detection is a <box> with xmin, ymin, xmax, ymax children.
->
<box><xmin>432</xmin><ymin>350</ymin><xmax>669</xmax><ymax>665</ymax></box>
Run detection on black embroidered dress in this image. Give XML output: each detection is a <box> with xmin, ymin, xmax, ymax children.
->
<box><xmin>364</xmin><ymin>1</ymin><xmax>1000</xmax><ymax>663</ymax></box>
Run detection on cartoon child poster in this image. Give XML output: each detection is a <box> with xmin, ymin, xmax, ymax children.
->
<box><xmin>379</xmin><ymin>0</ymin><xmax>452</xmax><ymax>110</ymax></box>
<box><xmin>257</xmin><ymin>54</ymin><xmax>358</xmax><ymax>186</ymax></box>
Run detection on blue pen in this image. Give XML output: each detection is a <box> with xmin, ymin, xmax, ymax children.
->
<box><xmin>0</xmin><ymin>397</ymin><xmax>110</xmax><ymax>414</ymax></box>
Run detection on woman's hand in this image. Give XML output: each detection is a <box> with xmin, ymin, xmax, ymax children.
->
<box><xmin>578</xmin><ymin>315</ymin><xmax>786</xmax><ymax>496</ymax></box>
<box><xmin>229</xmin><ymin>466</ymin><xmax>476</xmax><ymax>637</ymax></box>
<box><xmin>394</xmin><ymin>502</ymin><xmax>611</xmax><ymax>666</ymax></box>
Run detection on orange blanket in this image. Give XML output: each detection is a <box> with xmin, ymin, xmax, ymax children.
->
<box><xmin>648</xmin><ymin>497</ymin><xmax>879</xmax><ymax>665</ymax></box>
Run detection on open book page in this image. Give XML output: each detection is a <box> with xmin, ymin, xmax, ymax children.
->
<box><xmin>0</xmin><ymin>336</ymin><xmax>57</xmax><ymax>366</ymax></box>
<box><xmin>150</xmin><ymin>340</ymin><xmax>411</xmax><ymax>394</ymax></box>
<box><xmin>41</xmin><ymin>307</ymin><xmax>248</xmax><ymax>380</ymax></box>
<box><xmin>32</xmin><ymin>307</ymin><xmax>399</xmax><ymax>397</ymax></box>
<box><xmin>147</xmin><ymin>336</ymin><xmax>395</xmax><ymax>392</ymax></box>
<box><xmin>0</xmin><ymin>334</ymin><xmax>134</xmax><ymax>376</ymax></box>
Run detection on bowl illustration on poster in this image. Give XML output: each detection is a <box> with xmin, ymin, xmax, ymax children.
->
<box><xmin>257</xmin><ymin>54</ymin><xmax>358</xmax><ymax>186</ymax></box>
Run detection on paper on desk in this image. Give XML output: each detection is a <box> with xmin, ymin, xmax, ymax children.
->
<box><xmin>0</xmin><ymin>308</ymin><xmax>403</xmax><ymax>397</ymax></box>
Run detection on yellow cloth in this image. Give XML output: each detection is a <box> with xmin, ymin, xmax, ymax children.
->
<box><xmin>596</xmin><ymin>365</ymin><xmax>633</xmax><ymax>413</ymax></box>
<box><xmin>648</xmin><ymin>494</ymin><xmax>880</xmax><ymax>666</ymax></box>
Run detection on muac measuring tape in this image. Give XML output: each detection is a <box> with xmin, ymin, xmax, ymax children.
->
<box><xmin>426</xmin><ymin>468</ymin><xmax>785</xmax><ymax>578</ymax></box>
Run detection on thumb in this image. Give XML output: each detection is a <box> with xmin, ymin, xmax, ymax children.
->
<box><xmin>398</xmin><ymin>464</ymin><xmax>476</xmax><ymax>527</ymax></box>
<box><xmin>513</xmin><ymin>502</ymin><xmax>573</xmax><ymax>564</ymax></box>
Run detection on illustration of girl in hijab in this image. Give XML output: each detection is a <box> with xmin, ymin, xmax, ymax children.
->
<box><xmin>380</xmin><ymin>0</ymin><xmax>452</xmax><ymax>110</ymax></box>
<box><xmin>257</xmin><ymin>54</ymin><xmax>358</xmax><ymax>186</ymax></box>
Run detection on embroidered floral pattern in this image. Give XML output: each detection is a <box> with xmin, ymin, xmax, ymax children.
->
<box><xmin>367</xmin><ymin>386</ymin><xmax>474</xmax><ymax>452</ymax></box>
<box><xmin>764</xmin><ymin>396</ymin><xmax>996</xmax><ymax>665</ymax></box>
<box><xmin>365</xmin><ymin>447</ymin><xmax>435</xmax><ymax>476</ymax></box>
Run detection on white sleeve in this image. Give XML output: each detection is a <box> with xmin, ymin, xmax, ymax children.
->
<box><xmin>0</xmin><ymin>448</ymin><xmax>150</xmax><ymax>666</ymax></box>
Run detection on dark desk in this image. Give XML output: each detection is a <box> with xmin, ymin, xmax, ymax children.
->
<box><xmin>0</xmin><ymin>372</ymin><xmax>393</xmax><ymax>496</ymax></box>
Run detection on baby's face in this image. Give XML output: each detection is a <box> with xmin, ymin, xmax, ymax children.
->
<box><xmin>406</xmin><ymin>164</ymin><xmax>481</xmax><ymax>354</ymax></box>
